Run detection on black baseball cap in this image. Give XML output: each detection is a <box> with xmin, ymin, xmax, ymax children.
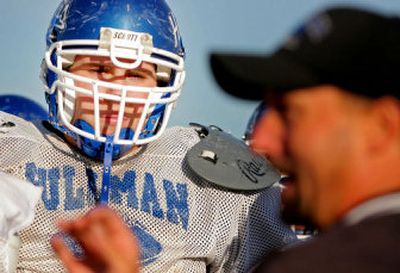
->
<box><xmin>210</xmin><ymin>7</ymin><xmax>400</xmax><ymax>100</ymax></box>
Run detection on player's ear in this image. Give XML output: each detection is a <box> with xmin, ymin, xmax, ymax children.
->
<box><xmin>364</xmin><ymin>96</ymin><xmax>400</xmax><ymax>153</ymax></box>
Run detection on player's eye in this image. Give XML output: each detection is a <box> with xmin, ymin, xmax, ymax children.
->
<box><xmin>126</xmin><ymin>70</ymin><xmax>145</xmax><ymax>78</ymax></box>
<box><xmin>94</xmin><ymin>65</ymin><xmax>111</xmax><ymax>73</ymax></box>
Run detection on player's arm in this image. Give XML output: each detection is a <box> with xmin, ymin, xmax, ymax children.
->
<box><xmin>51</xmin><ymin>206</ymin><xmax>141</xmax><ymax>273</ymax></box>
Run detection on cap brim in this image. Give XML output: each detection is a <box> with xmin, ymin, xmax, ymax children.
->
<box><xmin>210</xmin><ymin>51</ymin><xmax>319</xmax><ymax>100</ymax></box>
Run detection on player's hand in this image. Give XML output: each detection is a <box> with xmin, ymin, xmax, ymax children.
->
<box><xmin>51</xmin><ymin>206</ymin><xmax>140</xmax><ymax>273</ymax></box>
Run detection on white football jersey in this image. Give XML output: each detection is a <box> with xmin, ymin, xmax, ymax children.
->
<box><xmin>0</xmin><ymin>111</ymin><xmax>296</xmax><ymax>273</ymax></box>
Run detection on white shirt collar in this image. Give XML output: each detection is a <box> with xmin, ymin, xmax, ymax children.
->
<box><xmin>343</xmin><ymin>192</ymin><xmax>400</xmax><ymax>226</ymax></box>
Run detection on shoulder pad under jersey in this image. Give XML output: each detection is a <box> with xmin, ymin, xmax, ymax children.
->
<box><xmin>186</xmin><ymin>123</ymin><xmax>280</xmax><ymax>191</ymax></box>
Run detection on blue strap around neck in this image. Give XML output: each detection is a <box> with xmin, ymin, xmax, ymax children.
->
<box><xmin>99</xmin><ymin>135</ymin><xmax>114</xmax><ymax>205</ymax></box>
<box><xmin>74</xmin><ymin>119</ymin><xmax>133</xmax><ymax>160</ymax></box>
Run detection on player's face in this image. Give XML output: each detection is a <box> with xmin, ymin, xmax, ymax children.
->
<box><xmin>68</xmin><ymin>55</ymin><xmax>157</xmax><ymax>136</ymax></box>
<box><xmin>252</xmin><ymin>85</ymin><xmax>368</xmax><ymax>229</ymax></box>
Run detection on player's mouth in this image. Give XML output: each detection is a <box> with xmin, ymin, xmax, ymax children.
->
<box><xmin>101</xmin><ymin>114</ymin><xmax>130</xmax><ymax>125</ymax></box>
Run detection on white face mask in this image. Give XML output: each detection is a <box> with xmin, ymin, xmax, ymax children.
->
<box><xmin>43</xmin><ymin>27</ymin><xmax>185</xmax><ymax>146</ymax></box>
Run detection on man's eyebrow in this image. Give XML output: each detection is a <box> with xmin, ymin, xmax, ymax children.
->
<box><xmin>131</xmin><ymin>66</ymin><xmax>156</xmax><ymax>77</ymax></box>
<box><xmin>71</xmin><ymin>60</ymin><xmax>156</xmax><ymax>76</ymax></box>
<box><xmin>69</xmin><ymin>61</ymin><xmax>102</xmax><ymax>70</ymax></box>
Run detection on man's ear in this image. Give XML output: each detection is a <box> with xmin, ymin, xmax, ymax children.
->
<box><xmin>365</xmin><ymin>97</ymin><xmax>400</xmax><ymax>153</ymax></box>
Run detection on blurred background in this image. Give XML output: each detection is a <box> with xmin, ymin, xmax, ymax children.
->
<box><xmin>0</xmin><ymin>0</ymin><xmax>399</xmax><ymax>138</ymax></box>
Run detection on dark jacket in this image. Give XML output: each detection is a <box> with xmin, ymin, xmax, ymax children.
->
<box><xmin>254</xmin><ymin>213</ymin><xmax>400</xmax><ymax>273</ymax></box>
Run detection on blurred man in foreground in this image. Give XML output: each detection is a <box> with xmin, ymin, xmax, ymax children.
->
<box><xmin>211</xmin><ymin>6</ymin><xmax>400</xmax><ymax>273</ymax></box>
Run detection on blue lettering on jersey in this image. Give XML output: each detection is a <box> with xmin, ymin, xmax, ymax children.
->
<box><xmin>111</xmin><ymin>171</ymin><xmax>139</xmax><ymax>209</ymax></box>
<box><xmin>25</xmin><ymin>163</ymin><xmax>60</xmax><ymax>210</ymax></box>
<box><xmin>131</xmin><ymin>221</ymin><xmax>163</xmax><ymax>266</ymax></box>
<box><xmin>163</xmin><ymin>180</ymin><xmax>189</xmax><ymax>230</ymax></box>
<box><xmin>86</xmin><ymin>168</ymin><xmax>98</xmax><ymax>206</ymax></box>
<box><xmin>25</xmin><ymin>162</ymin><xmax>190</xmax><ymax>230</ymax></box>
<box><xmin>64</xmin><ymin>166</ymin><xmax>85</xmax><ymax>210</ymax></box>
<box><xmin>141</xmin><ymin>173</ymin><xmax>164</xmax><ymax>219</ymax></box>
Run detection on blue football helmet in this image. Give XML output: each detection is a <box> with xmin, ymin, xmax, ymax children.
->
<box><xmin>41</xmin><ymin>0</ymin><xmax>185</xmax><ymax>159</ymax></box>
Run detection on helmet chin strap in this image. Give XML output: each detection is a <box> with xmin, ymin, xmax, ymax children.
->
<box><xmin>100</xmin><ymin>135</ymin><xmax>114</xmax><ymax>204</ymax></box>
<box><xmin>74</xmin><ymin>119</ymin><xmax>134</xmax><ymax>160</ymax></box>
<box><xmin>74</xmin><ymin>120</ymin><xmax>134</xmax><ymax>205</ymax></box>
<box><xmin>72</xmin><ymin>114</ymin><xmax>162</xmax><ymax>204</ymax></box>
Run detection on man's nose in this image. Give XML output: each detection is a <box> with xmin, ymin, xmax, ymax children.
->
<box><xmin>102</xmin><ymin>68</ymin><xmax>126</xmax><ymax>81</ymax></box>
<box><xmin>99</xmin><ymin>68</ymin><xmax>127</xmax><ymax>95</ymax></box>
<box><xmin>251</xmin><ymin>109</ymin><xmax>285</xmax><ymax>162</ymax></box>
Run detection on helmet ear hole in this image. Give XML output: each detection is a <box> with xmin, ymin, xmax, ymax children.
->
<box><xmin>157</xmin><ymin>80</ymin><xmax>168</xmax><ymax>87</ymax></box>
<box><xmin>156</xmin><ymin>65</ymin><xmax>171</xmax><ymax>82</ymax></box>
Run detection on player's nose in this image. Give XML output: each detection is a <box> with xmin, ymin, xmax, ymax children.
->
<box><xmin>101</xmin><ymin>67</ymin><xmax>128</xmax><ymax>81</ymax></box>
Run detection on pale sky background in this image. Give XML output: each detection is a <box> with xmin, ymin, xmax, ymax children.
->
<box><xmin>0</xmin><ymin>0</ymin><xmax>399</xmax><ymax>138</ymax></box>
